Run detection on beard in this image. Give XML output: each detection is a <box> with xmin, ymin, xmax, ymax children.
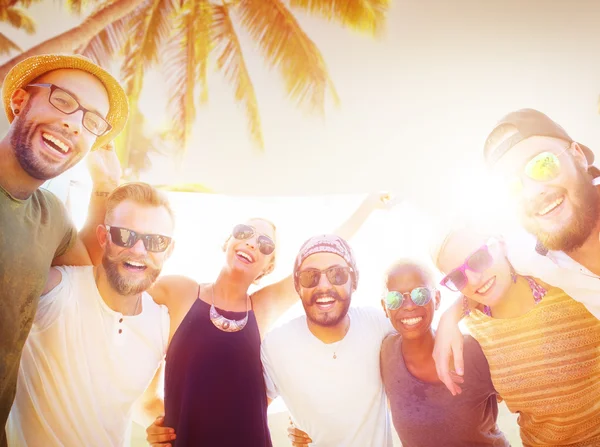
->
<box><xmin>521</xmin><ymin>165</ymin><xmax>600</xmax><ymax>252</ymax></box>
<box><xmin>102</xmin><ymin>248</ymin><xmax>161</xmax><ymax>296</ymax></box>
<box><xmin>302</xmin><ymin>289</ymin><xmax>351</xmax><ymax>327</ymax></box>
<box><xmin>10</xmin><ymin>101</ymin><xmax>80</xmax><ymax>180</ymax></box>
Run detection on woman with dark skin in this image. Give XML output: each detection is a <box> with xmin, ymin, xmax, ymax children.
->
<box><xmin>379</xmin><ymin>261</ymin><xmax>508</xmax><ymax>447</ymax></box>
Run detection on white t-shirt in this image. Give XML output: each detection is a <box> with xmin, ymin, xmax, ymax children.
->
<box><xmin>261</xmin><ymin>306</ymin><xmax>394</xmax><ymax>447</ymax></box>
<box><xmin>505</xmin><ymin>227</ymin><xmax>600</xmax><ymax>319</ymax></box>
<box><xmin>7</xmin><ymin>266</ymin><xmax>169</xmax><ymax>447</ymax></box>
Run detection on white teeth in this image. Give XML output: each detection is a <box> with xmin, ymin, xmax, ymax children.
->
<box><xmin>476</xmin><ymin>277</ymin><xmax>495</xmax><ymax>294</ymax></box>
<box><xmin>538</xmin><ymin>197</ymin><xmax>564</xmax><ymax>216</ymax></box>
<box><xmin>401</xmin><ymin>317</ymin><xmax>422</xmax><ymax>325</ymax></box>
<box><xmin>125</xmin><ymin>261</ymin><xmax>145</xmax><ymax>267</ymax></box>
<box><xmin>236</xmin><ymin>251</ymin><xmax>253</xmax><ymax>262</ymax></box>
<box><xmin>316</xmin><ymin>297</ymin><xmax>335</xmax><ymax>304</ymax></box>
<box><xmin>42</xmin><ymin>133</ymin><xmax>69</xmax><ymax>153</ymax></box>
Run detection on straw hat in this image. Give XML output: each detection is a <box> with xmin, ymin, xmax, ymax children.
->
<box><xmin>2</xmin><ymin>54</ymin><xmax>128</xmax><ymax>150</ymax></box>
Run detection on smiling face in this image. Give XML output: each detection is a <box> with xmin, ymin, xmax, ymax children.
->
<box><xmin>494</xmin><ymin>136</ymin><xmax>600</xmax><ymax>251</ymax></box>
<box><xmin>382</xmin><ymin>263</ymin><xmax>439</xmax><ymax>340</ymax></box>
<box><xmin>224</xmin><ymin>218</ymin><xmax>276</xmax><ymax>282</ymax></box>
<box><xmin>297</xmin><ymin>252</ymin><xmax>353</xmax><ymax>327</ymax></box>
<box><xmin>100</xmin><ymin>200</ymin><xmax>174</xmax><ymax>296</ymax></box>
<box><xmin>9</xmin><ymin>68</ymin><xmax>109</xmax><ymax>181</ymax></box>
<box><xmin>437</xmin><ymin>228</ymin><xmax>512</xmax><ymax>308</ymax></box>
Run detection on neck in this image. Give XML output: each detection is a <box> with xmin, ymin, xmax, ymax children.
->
<box><xmin>0</xmin><ymin>136</ymin><xmax>43</xmax><ymax>199</ymax></box>
<box><xmin>307</xmin><ymin>314</ymin><xmax>350</xmax><ymax>344</ymax></box>
<box><xmin>401</xmin><ymin>328</ymin><xmax>435</xmax><ymax>365</ymax></box>
<box><xmin>489</xmin><ymin>275</ymin><xmax>534</xmax><ymax>318</ymax></box>
<box><xmin>94</xmin><ymin>266</ymin><xmax>142</xmax><ymax>315</ymax></box>
<box><xmin>212</xmin><ymin>269</ymin><xmax>252</xmax><ymax>308</ymax></box>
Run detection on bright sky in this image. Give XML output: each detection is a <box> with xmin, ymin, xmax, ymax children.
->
<box><xmin>2</xmin><ymin>0</ymin><xmax>599</xmax><ymax>220</ymax></box>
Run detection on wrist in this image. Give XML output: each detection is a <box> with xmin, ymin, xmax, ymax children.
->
<box><xmin>92</xmin><ymin>181</ymin><xmax>118</xmax><ymax>194</ymax></box>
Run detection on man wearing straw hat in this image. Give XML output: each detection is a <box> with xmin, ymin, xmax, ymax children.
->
<box><xmin>0</xmin><ymin>54</ymin><xmax>128</xmax><ymax>445</ymax></box>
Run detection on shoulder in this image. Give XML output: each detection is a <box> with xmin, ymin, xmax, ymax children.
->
<box><xmin>350</xmin><ymin>306</ymin><xmax>392</xmax><ymax>333</ymax></box>
<box><xmin>262</xmin><ymin>315</ymin><xmax>306</xmax><ymax>352</ymax></box>
<box><xmin>43</xmin><ymin>265</ymin><xmax>89</xmax><ymax>295</ymax></box>
<box><xmin>148</xmin><ymin>275</ymin><xmax>198</xmax><ymax>307</ymax></box>
<box><xmin>380</xmin><ymin>332</ymin><xmax>400</xmax><ymax>358</ymax></box>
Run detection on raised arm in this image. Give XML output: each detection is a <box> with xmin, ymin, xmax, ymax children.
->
<box><xmin>252</xmin><ymin>192</ymin><xmax>396</xmax><ymax>337</ymax></box>
<box><xmin>432</xmin><ymin>296</ymin><xmax>469</xmax><ymax>396</ymax></box>
<box><xmin>52</xmin><ymin>143</ymin><xmax>121</xmax><ymax>266</ymax></box>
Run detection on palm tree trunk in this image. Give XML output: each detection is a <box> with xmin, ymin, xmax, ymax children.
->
<box><xmin>0</xmin><ymin>0</ymin><xmax>146</xmax><ymax>82</ymax></box>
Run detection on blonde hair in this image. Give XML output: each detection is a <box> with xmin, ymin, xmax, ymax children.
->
<box><xmin>106</xmin><ymin>182</ymin><xmax>174</xmax><ymax>223</ymax></box>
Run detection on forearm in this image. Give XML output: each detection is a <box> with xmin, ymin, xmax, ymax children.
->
<box><xmin>332</xmin><ymin>196</ymin><xmax>374</xmax><ymax>240</ymax></box>
<box><xmin>133</xmin><ymin>396</ymin><xmax>165</xmax><ymax>428</ymax></box>
<box><xmin>79</xmin><ymin>182</ymin><xmax>117</xmax><ymax>265</ymax></box>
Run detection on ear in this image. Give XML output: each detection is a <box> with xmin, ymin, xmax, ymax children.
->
<box><xmin>10</xmin><ymin>88</ymin><xmax>30</xmax><ymax>116</ymax></box>
<box><xmin>570</xmin><ymin>142</ymin><xmax>588</xmax><ymax>170</ymax></box>
<box><xmin>96</xmin><ymin>224</ymin><xmax>109</xmax><ymax>248</ymax></box>
<box><xmin>433</xmin><ymin>290</ymin><xmax>441</xmax><ymax>311</ymax></box>
<box><xmin>380</xmin><ymin>299</ymin><xmax>390</xmax><ymax>319</ymax></box>
<box><xmin>164</xmin><ymin>240</ymin><xmax>176</xmax><ymax>260</ymax></box>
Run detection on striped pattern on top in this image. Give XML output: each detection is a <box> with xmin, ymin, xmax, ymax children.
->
<box><xmin>465</xmin><ymin>285</ymin><xmax>600</xmax><ymax>447</ymax></box>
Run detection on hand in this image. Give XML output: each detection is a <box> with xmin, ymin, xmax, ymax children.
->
<box><xmin>288</xmin><ymin>418</ymin><xmax>312</xmax><ymax>446</ymax></box>
<box><xmin>87</xmin><ymin>140</ymin><xmax>122</xmax><ymax>187</ymax></box>
<box><xmin>366</xmin><ymin>192</ymin><xmax>399</xmax><ymax>211</ymax></box>
<box><xmin>146</xmin><ymin>416</ymin><xmax>176</xmax><ymax>447</ymax></box>
<box><xmin>432</xmin><ymin>311</ymin><xmax>465</xmax><ymax>396</ymax></box>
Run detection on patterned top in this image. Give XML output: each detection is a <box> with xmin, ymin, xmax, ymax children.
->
<box><xmin>465</xmin><ymin>283</ymin><xmax>600</xmax><ymax>447</ymax></box>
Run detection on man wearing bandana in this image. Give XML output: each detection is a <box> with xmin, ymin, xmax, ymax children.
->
<box><xmin>261</xmin><ymin>235</ymin><xmax>394</xmax><ymax>447</ymax></box>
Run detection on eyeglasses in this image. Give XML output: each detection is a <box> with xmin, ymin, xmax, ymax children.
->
<box><xmin>106</xmin><ymin>226</ymin><xmax>172</xmax><ymax>253</ymax></box>
<box><xmin>506</xmin><ymin>150</ymin><xmax>566</xmax><ymax>196</ymax></box>
<box><xmin>232</xmin><ymin>224</ymin><xmax>275</xmax><ymax>255</ymax></box>
<box><xmin>439</xmin><ymin>240</ymin><xmax>496</xmax><ymax>292</ymax></box>
<box><xmin>27</xmin><ymin>83</ymin><xmax>112</xmax><ymax>136</ymax></box>
<box><xmin>296</xmin><ymin>266</ymin><xmax>352</xmax><ymax>289</ymax></box>
<box><xmin>383</xmin><ymin>287</ymin><xmax>434</xmax><ymax>310</ymax></box>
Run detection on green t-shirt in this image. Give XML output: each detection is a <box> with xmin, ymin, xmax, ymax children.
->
<box><xmin>0</xmin><ymin>185</ymin><xmax>76</xmax><ymax>441</ymax></box>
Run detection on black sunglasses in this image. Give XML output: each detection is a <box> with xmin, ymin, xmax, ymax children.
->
<box><xmin>232</xmin><ymin>224</ymin><xmax>275</xmax><ymax>255</ymax></box>
<box><xmin>296</xmin><ymin>266</ymin><xmax>352</xmax><ymax>289</ymax></box>
<box><xmin>106</xmin><ymin>226</ymin><xmax>172</xmax><ymax>253</ymax></box>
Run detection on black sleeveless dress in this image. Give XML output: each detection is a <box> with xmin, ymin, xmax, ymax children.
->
<box><xmin>164</xmin><ymin>298</ymin><xmax>272</xmax><ymax>446</ymax></box>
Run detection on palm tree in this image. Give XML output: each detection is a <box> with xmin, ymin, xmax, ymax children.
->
<box><xmin>0</xmin><ymin>0</ymin><xmax>389</xmax><ymax>172</ymax></box>
<box><xmin>0</xmin><ymin>0</ymin><xmax>40</xmax><ymax>55</ymax></box>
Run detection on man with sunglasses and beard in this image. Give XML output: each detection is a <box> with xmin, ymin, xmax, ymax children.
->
<box><xmin>6</xmin><ymin>183</ymin><xmax>174</xmax><ymax>446</ymax></box>
<box><xmin>0</xmin><ymin>54</ymin><xmax>128</xmax><ymax>446</ymax></box>
<box><xmin>433</xmin><ymin>109</ymin><xmax>600</xmax><ymax>395</ymax></box>
<box><xmin>260</xmin><ymin>235</ymin><xmax>394</xmax><ymax>447</ymax></box>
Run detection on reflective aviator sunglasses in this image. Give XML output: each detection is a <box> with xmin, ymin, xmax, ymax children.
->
<box><xmin>506</xmin><ymin>150</ymin><xmax>566</xmax><ymax>195</ymax></box>
<box><xmin>106</xmin><ymin>226</ymin><xmax>172</xmax><ymax>252</ymax></box>
<box><xmin>383</xmin><ymin>287</ymin><xmax>434</xmax><ymax>310</ymax></box>
<box><xmin>439</xmin><ymin>239</ymin><xmax>497</xmax><ymax>292</ymax></box>
<box><xmin>232</xmin><ymin>224</ymin><xmax>275</xmax><ymax>255</ymax></box>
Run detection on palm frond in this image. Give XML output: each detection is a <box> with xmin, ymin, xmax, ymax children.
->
<box><xmin>65</xmin><ymin>0</ymin><xmax>89</xmax><ymax>15</ymax></box>
<box><xmin>1</xmin><ymin>6</ymin><xmax>35</xmax><ymax>33</ymax></box>
<box><xmin>0</xmin><ymin>32</ymin><xmax>21</xmax><ymax>55</ymax></box>
<box><xmin>77</xmin><ymin>3</ymin><xmax>136</xmax><ymax>67</ymax></box>
<box><xmin>162</xmin><ymin>4</ymin><xmax>199</xmax><ymax>148</ymax></box>
<box><xmin>2</xmin><ymin>0</ymin><xmax>43</xmax><ymax>9</ymax></box>
<box><xmin>289</xmin><ymin>0</ymin><xmax>389</xmax><ymax>35</ymax></box>
<box><xmin>235</xmin><ymin>0</ymin><xmax>338</xmax><ymax>113</ymax></box>
<box><xmin>121</xmin><ymin>0</ymin><xmax>178</xmax><ymax>95</ymax></box>
<box><xmin>195</xmin><ymin>0</ymin><xmax>212</xmax><ymax>103</ymax></box>
<box><xmin>212</xmin><ymin>4</ymin><xmax>264</xmax><ymax>149</ymax></box>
